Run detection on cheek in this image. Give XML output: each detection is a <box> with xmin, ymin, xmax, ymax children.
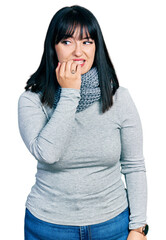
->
<box><xmin>88</xmin><ymin>46</ymin><xmax>96</xmax><ymax>61</ymax></box>
<box><xmin>55</xmin><ymin>48</ymin><xmax>62</xmax><ymax>61</ymax></box>
<box><xmin>55</xmin><ymin>46</ymin><xmax>68</xmax><ymax>62</ymax></box>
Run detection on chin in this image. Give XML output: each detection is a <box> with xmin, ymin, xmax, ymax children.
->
<box><xmin>81</xmin><ymin>67</ymin><xmax>91</xmax><ymax>75</ymax></box>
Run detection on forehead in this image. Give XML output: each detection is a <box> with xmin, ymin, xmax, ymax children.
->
<box><xmin>72</xmin><ymin>26</ymin><xmax>90</xmax><ymax>39</ymax></box>
<box><xmin>55</xmin><ymin>22</ymin><xmax>94</xmax><ymax>44</ymax></box>
<box><xmin>63</xmin><ymin>25</ymin><xmax>90</xmax><ymax>40</ymax></box>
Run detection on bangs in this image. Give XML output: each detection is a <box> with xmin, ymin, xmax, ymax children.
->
<box><xmin>54</xmin><ymin>11</ymin><xmax>96</xmax><ymax>44</ymax></box>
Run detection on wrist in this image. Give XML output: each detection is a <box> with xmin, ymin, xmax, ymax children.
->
<box><xmin>131</xmin><ymin>227</ymin><xmax>143</xmax><ymax>234</ymax></box>
<box><xmin>131</xmin><ymin>224</ymin><xmax>149</xmax><ymax>236</ymax></box>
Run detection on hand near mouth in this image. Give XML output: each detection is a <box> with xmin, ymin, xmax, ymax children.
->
<box><xmin>55</xmin><ymin>60</ymin><xmax>81</xmax><ymax>90</ymax></box>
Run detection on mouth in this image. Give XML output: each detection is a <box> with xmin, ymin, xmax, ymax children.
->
<box><xmin>73</xmin><ymin>59</ymin><xmax>86</xmax><ymax>67</ymax></box>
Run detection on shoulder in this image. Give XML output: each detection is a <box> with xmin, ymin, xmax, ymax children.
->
<box><xmin>113</xmin><ymin>86</ymin><xmax>137</xmax><ymax>112</ymax></box>
<box><xmin>18</xmin><ymin>90</ymin><xmax>42</xmax><ymax>108</ymax></box>
<box><xmin>114</xmin><ymin>86</ymin><xmax>132</xmax><ymax>103</ymax></box>
<box><xmin>114</xmin><ymin>86</ymin><xmax>140</xmax><ymax>120</ymax></box>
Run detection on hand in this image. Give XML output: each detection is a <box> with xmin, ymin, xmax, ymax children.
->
<box><xmin>55</xmin><ymin>60</ymin><xmax>81</xmax><ymax>89</ymax></box>
<box><xmin>127</xmin><ymin>230</ymin><xmax>147</xmax><ymax>240</ymax></box>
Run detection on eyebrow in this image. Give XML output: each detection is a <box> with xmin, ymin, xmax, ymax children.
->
<box><xmin>63</xmin><ymin>35</ymin><xmax>92</xmax><ymax>40</ymax></box>
<box><xmin>82</xmin><ymin>37</ymin><xmax>91</xmax><ymax>39</ymax></box>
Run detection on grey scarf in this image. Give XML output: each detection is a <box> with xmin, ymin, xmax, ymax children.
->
<box><xmin>54</xmin><ymin>67</ymin><xmax>101</xmax><ymax>112</ymax></box>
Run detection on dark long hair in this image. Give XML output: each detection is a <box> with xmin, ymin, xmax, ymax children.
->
<box><xmin>25</xmin><ymin>5</ymin><xmax>119</xmax><ymax>113</ymax></box>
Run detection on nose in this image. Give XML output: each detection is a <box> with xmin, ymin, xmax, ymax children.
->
<box><xmin>73</xmin><ymin>42</ymin><xmax>83</xmax><ymax>57</ymax></box>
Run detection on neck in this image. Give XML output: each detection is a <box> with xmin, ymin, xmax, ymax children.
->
<box><xmin>54</xmin><ymin>66</ymin><xmax>101</xmax><ymax>112</ymax></box>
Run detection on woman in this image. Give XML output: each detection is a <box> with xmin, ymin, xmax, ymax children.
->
<box><xmin>18</xmin><ymin>5</ymin><xmax>148</xmax><ymax>240</ymax></box>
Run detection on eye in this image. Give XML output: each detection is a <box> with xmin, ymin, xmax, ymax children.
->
<box><xmin>61</xmin><ymin>40</ymin><xmax>71</xmax><ymax>45</ymax></box>
<box><xmin>83</xmin><ymin>40</ymin><xmax>94</xmax><ymax>45</ymax></box>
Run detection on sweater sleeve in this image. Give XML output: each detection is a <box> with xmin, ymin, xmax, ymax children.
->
<box><xmin>18</xmin><ymin>88</ymin><xmax>80</xmax><ymax>164</ymax></box>
<box><xmin>119</xmin><ymin>87</ymin><xmax>147</xmax><ymax>230</ymax></box>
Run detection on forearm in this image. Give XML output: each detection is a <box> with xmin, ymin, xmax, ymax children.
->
<box><xmin>18</xmin><ymin>88</ymin><xmax>80</xmax><ymax>164</ymax></box>
<box><xmin>31</xmin><ymin>89</ymin><xmax>80</xmax><ymax>163</ymax></box>
<box><xmin>125</xmin><ymin>170</ymin><xmax>147</xmax><ymax>230</ymax></box>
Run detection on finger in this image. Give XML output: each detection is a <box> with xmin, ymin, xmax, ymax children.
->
<box><xmin>59</xmin><ymin>61</ymin><xmax>66</xmax><ymax>77</ymax></box>
<box><xmin>55</xmin><ymin>62</ymin><xmax>60</xmax><ymax>71</ymax></box>
<box><xmin>55</xmin><ymin>62</ymin><xmax>61</xmax><ymax>76</ymax></box>
<box><xmin>70</xmin><ymin>62</ymin><xmax>78</xmax><ymax>74</ymax></box>
<box><xmin>76</xmin><ymin>63</ymin><xmax>81</xmax><ymax>74</ymax></box>
<box><xmin>65</xmin><ymin>60</ymin><xmax>75</xmax><ymax>74</ymax></box>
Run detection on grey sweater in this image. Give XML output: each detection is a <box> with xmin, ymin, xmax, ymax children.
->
<box><xmin>18</xmin><ymin>86</ymin><xmax>147</xmax><ymax>229</ymax></box>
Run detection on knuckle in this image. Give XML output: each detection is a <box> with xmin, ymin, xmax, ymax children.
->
<box><xmin>59</xmin><ymin>72</ymin><xmax>63</xmax><ymax>78</ymax></box>
<box><xmin>67</xmin><ymin>60</ymin><xmax>72</xmax><ymax>65</ymax></box>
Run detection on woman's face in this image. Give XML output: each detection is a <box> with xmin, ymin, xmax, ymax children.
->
<box><xmin>55</xmin><ymin>27</ymin><xmax>96</xmax><ymax>74</ymax></box>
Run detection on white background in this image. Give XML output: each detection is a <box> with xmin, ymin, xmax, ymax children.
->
<box><xmin>0</xmin><ymin>0</ymin><xmax>165</xmax><ymax>239</ymax></box>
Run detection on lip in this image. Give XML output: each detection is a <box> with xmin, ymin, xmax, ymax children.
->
<box><xmin>73</xmin><ymin>59</ymin><xmax>86</xmax><ymax>67</ymax></box>
<box><xmin>73</xmin><ymin>59</ymin><xmax>85</xmax><ymax>61</ymax></box>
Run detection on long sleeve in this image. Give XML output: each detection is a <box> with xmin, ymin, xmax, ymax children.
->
<box><xmin>119</xmin><ymin>88</ymin><xmax>147</xmax><ymax>229</ymax></box>
<box><xmin>18</xmin><ymin>88</ymin><xmax>80</xmax><ymax>164</ymax></box>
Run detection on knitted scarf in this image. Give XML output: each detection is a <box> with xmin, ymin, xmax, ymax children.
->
<box><xmin>53</xmin><ymin>67</ymin><xmax>101</xmax><ymax>112</ymax></box>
